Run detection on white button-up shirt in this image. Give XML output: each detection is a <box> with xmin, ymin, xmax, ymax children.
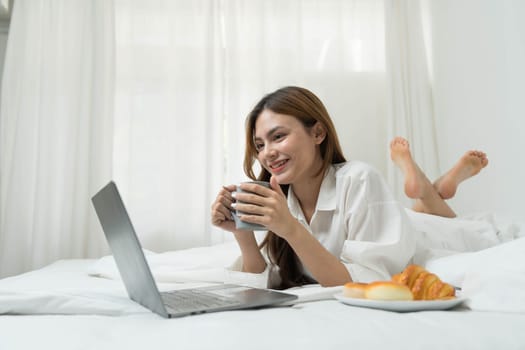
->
<box><xmin>228</xmin><ymin>161</ymin><xmax>417</xmax><ymax>288</ymax></box>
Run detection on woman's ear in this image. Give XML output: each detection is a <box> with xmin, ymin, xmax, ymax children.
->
<box><xmin>312</xmin><ymin>122</ymin><xmax>326</xmax><ymax>144</ymax></box>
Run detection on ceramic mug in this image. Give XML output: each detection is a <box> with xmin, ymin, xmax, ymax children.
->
<box><xmin>232</xmin><ymin>181</ymin><xmax>271</xmax><ymax>231</ymax></box>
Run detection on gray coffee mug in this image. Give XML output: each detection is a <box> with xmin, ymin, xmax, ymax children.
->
<box><xmin>232</xmin><ymin>181</ymin><xmax>271</xmax><ymax>231</ymax></box>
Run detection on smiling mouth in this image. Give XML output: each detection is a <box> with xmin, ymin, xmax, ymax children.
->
<box><xmin>269</xmin><ymin>159</ymin><xmax>288</xmax><ymax>171</ymax></box>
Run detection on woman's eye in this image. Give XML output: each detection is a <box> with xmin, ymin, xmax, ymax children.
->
<box><xmin>255</xmin><ymin>143</ymin><xmax>264</xmax><ymax>151</ymax></box>
<box><xmin>274</xmin><ymin>134</ymin><xmax>284</xmax><ymax>141</ymax></box>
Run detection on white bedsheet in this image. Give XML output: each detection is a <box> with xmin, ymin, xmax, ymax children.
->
<box><xmin>1</xmin><ymin>263</ymin><xmax>525</xmax><ymax>350</ymax></box>
<box><xmin>87</xmin><ymin>242</ymin><xmax>241</xmax><ymax>283</ymax></box>
<box><xmin>427</xmin><ymin>236</ymin><xmax>525</xmax><ymax>312</ymax></box>
<box><xmin>1</xmin><ymin>302</ymin><xmax>524</xmax><ymax>350</ymax></box>
<box><xmin>6</xmin><ymin>302</ymin><xmax>525</xmax><ymax>348</ymax></box>
<box><xmin>3</xmin><ymin>230</ymin><xmax>525</xmax><ymax>316</ymax></box>
<box><xmin>1</xmin><ymin>220</ymin><xmax>524</xmax><ymax>349</ymax></box>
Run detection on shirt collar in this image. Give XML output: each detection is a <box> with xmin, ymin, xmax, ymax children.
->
<box><xmin>316</xmin><ymin>165</ymin><xmax>337</xmax><ymax>210</ymax></box>
<box><xmin>287</xmin><ymin>165</ymin><xmax>337</xmax><ymax>220</ymax></box>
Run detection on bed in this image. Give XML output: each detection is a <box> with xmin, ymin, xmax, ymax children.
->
<box><xmin>1</xmin><ymin>219</ymin><xmax>525</xmax><ymax>350</ymax></box>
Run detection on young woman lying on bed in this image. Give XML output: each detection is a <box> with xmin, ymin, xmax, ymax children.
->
<box><xmin>210</xmin><ymin>86</ymin><xmax>496</xmax><ymax>290</ymax></box>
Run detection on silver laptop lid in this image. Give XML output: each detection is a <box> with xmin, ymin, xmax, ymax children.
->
<box><xmin>91</xmin><ymin>181</ymin><xmax>169</xmax><ymax>317</ymax></box>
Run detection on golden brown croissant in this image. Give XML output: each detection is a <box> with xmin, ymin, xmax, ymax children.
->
<box><xmin>392</xmin><ymin>264</ymin><xmax>455</xmax><ymax>300</ymax></box>
<box><xmin>343</xmin><ymin>281</ymin><xmax>413</xmax><ymax>301</ymax></box>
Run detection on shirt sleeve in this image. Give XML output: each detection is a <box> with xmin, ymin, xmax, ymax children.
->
<box><xmin>224</xmin><ymin>250</ymin><xmax>282</xmax><ymax>288</ymax></box>
<box><xmin>339</xmin><ymin>169</ymin><xmax>416</xmax><ymax>283</ymax></box>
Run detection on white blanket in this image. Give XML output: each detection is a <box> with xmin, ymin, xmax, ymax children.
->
<box><xmin>0</xmin><ymin>245</ymin><xmax>342</xmax><ymax>316</ymax></box>
<box><xmin>1</xmin><ymin>214</ymin><xmax>524</xmax><ymax>315</ymax></box>
<box><xmin>1</xmin><ymin>218</ymin><xmax>524</xmax><ymax>350</ymax></box>
<box><xmin>1</xmin><ymin>238</ymin><xmax>525</xmax><ymax>315</ymax></box>
<box><xmin>1</xmin><ymin>297</ymin><xmax>524</xmax><ymax>350</ymax></box>
<box><xmin>427</xmin><ymin>236</ymin><xmax>525</xmax><ymax>312</ymax></box>
<box><xmin>0</xmin><ymin>260</ymin><xmax>148</xmax><ymax>316</ymax></box>
<box><xmin>1</xmin><ymin>263</ymin><xmax>525</xmax><ymax>350</ymax></box>
<box><xmin>88</xmin><ymin>242</ymin><xmax>242</xmax><ymax>283</ymax></box>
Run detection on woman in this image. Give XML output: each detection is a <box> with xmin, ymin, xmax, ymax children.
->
<box><xmin>211</xmin><ymin>86</ymin><xmax>492</xmax><ymax>289</ymax></box>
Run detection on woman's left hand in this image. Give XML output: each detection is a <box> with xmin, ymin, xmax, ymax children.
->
<box><xmin>233</xmin><ymin>176</ymin><xmax>299</xmax><ymax>239</ymax></box>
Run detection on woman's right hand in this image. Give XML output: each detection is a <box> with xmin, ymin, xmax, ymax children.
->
<box><xmin>211</xmin><ymin>184</ymin><xmax>239</xmax><ymax>233</ymax></box>
<box><xmin>211</xmin><ymin>184</ymin><xmax>267</xmax><ymax>274</ymax></box>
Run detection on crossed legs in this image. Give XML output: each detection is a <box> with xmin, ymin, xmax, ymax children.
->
<box><xmin>390</xmin><ymin>137</ymin><xmax>488</xmax><ymax>218</ymax></box>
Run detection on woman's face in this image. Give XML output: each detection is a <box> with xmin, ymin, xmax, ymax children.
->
<box><xmin>254</xmin><ymin>109</ymin><xmax>324</xmax><ymax>186</ymax></box>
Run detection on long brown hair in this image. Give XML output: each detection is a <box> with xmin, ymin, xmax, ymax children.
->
<box><xmin>243</xmin><ymin>86</ymin><xmax>346</xmax><ymax>289</ymax></box>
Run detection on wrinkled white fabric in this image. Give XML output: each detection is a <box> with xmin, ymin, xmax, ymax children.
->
<box><xmin>228</xmin><ymin>161</ymin><xmax>502</xmax><ymax>288</ymax></box>
<box><xmin>230</xmin><ymin>161</ymin><xmax>417</xmax><ymax>286</ymax></box>
<box><xmin>3</xmin><ymin>238</ymin><xmax>525</xmax><ymax>316</ymax></box>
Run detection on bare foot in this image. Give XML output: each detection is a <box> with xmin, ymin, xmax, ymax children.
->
<box><xmin>434</xmin><ymin>150</ymin><xmax>489</xmax><ymax>199</ymax></box>
<box><xmin>390</xmin><ymin>137</ymin><xmax>427</xmax><ymax>199</ymax></box>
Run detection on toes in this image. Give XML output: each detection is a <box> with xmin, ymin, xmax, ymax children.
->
<box><xmin>397</xmin><ymin>137</ymin><xmax>408</xmax><ymax>145</ymax></box>
<box><xmin>464</xmin><ymin>150</ymin><xmax>488</xmax><ymax>169</ymax></box>
<box><xmin>467</xmin><ymin>150</ymin><xmax>483</xmax><ymax>158</ymax></box>
<box><xmin>390</xmin><ymin>137</ymin><xmax>409</xmax><ymax>148</ymax></box>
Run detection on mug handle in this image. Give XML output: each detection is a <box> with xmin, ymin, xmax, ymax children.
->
<box><xmin>231</xmin><ymin>210</ymin><xmax>242</xmax><ymax>226</ymax></box>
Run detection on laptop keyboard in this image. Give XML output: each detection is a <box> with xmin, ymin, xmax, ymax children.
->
<box><xmin>161</xmin><ymin>289</ymin><xmax>242</xmax><ymax>312</ymax></box>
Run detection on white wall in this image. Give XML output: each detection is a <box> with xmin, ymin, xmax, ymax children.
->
<box><xmin>430</xmin><ymin>0</ymin><xmax>525</xmax><ymax>221</ymax></box>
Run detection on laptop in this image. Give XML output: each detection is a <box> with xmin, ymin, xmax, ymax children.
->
<box><xmin>91</xmin><ymin>181</ymin><xmax>297</xmax><ymax>318</ymax></box>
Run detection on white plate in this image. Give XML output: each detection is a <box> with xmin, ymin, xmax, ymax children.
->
<box><xmin>334</xmin><ymin>293</ymin><xmax>466</xmax><ymax>312</ymax></box>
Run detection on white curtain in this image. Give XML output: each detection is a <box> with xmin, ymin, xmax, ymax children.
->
<box><xmin>112</xmin><ymin>0</ymin><xmax>390</xmax><ymax>253</ymax></box>
<box><xmin>0</xmin><ymin>0</ymin><xmax>115</xmax><ymax>277</ymax></box>
<box><xmin>384</xmin><ymin>0</ymin><xmax>439</xmax><ymax>207</ymax></box>
<box><xmin>112</xmin><ymin>1</ymin><xmax>226</xmax><ymax>252</ymax></box>
<box><xmin>0</xmin><ymin>0</ymin><xmax>435</xmax><ymax>277</ymax></box>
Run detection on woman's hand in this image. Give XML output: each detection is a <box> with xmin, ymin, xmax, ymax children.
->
<box><xmin>211</xmin><ymin>184</ymin><xmax>239</xmax><ymax>233</ymax></box>
<box><xmin>211</xmin><ymin>184</ymin><xmax>267</xmax><ymax>273</ymax></box>
<box><xmin>211</xmin><ymin>184</ymin><xmax>259</xmax><ymax>234</ymax></box>
<box><xmin>232</xmin><ymin>176</ymin><xmax>299</xmax><ymax>239</ymax></box>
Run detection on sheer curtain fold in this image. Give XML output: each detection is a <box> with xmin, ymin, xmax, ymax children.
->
<box><xmin>384</xmin><ymin>0</ymin><xmax>439</xmax><ymax>206</ymax></box>
<box><xmin>0</xmin><ymin>0</ymin><xmax>115</xmax><ymax>277</ymax></box>
<box><xmin>113</xmin><ymin>0</ymin><xmax>226</xmax><ymax>250</ymax></box>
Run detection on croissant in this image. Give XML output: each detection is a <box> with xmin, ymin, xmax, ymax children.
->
<box><xmin>343</xmin><ymin>281</ymin><xmax>413</xmax><ymax>301</ymax></box>
<box><xmin>392</xmin><ymin>264</ymin><xmax>455</xmax><ymax>300</ymax></box>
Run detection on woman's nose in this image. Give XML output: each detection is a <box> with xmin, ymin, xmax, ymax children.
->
<box><xmin>262</xmin><ymin>145</ymin><xmax>278</xmax><ymax>160</ymax></box>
